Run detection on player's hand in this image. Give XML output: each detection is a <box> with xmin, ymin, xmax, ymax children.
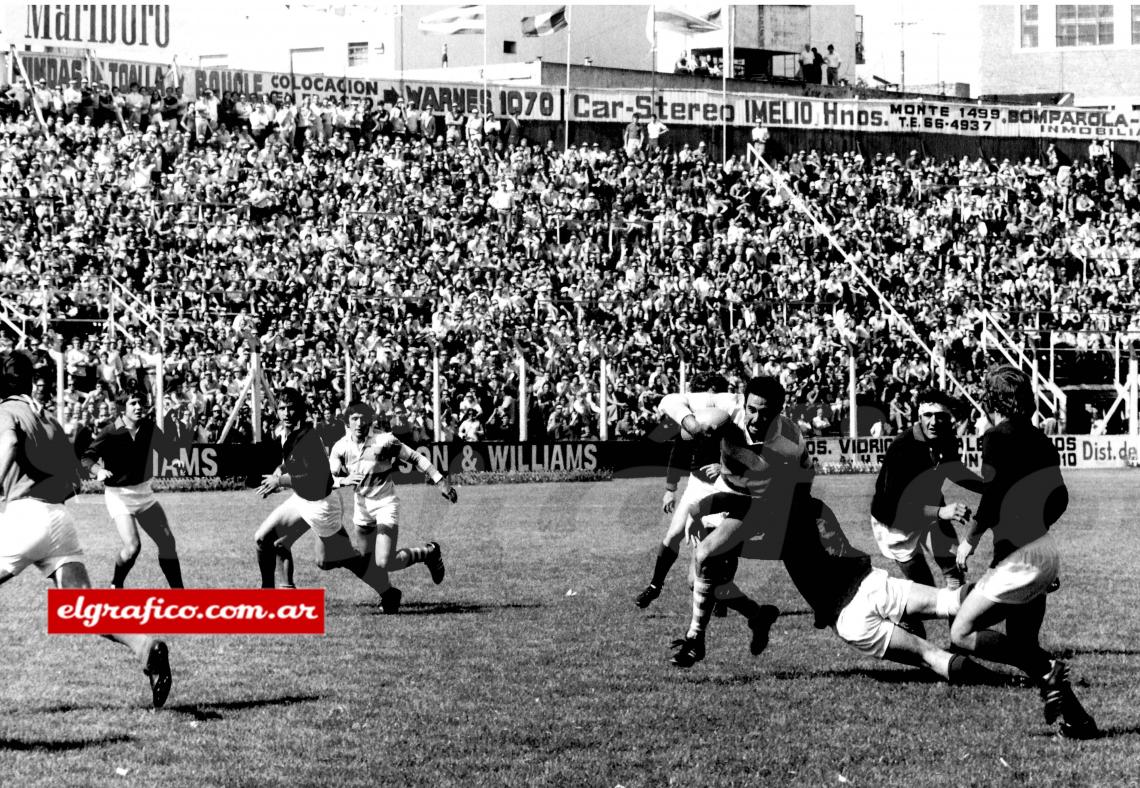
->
<box><xmin>681</xmin><ymin>413</ymin><xmax>708</xmax><ymax>437</ymax></box>
<box><xmin>955</xmin><ymin>539</ymin><xmax>976</xmax><ymax>573</ymax></box>
<box><xmin>94</xmin><ymin>467</ymin><xmax>113</xmax><ymax>482</ymax></box>
<box><xmin>699</xmin><ymin>463</ymin><xmax>722</xmax><ymax>479</ymax></box>
<box><xmin>662</xmin><ymin>490</ymin><xmax>676</xmax><ymax>513</ymax></box>
<box><xmin>345</xmin><ymin>472</ymin><xmax>365</xmax><ymax>486</ymax></box>
<box><xmin>939</xmin><ymin>503</ymin><xmax>969</xmax><ymax>526</ymax></box>
<box><xmin>257</xmin><ymin>473</ymin><xmax>280</xmax><ymax>498</ymax></box>
<box><xmin>684</xmin><ymin>516</ymin><xmax>707</xmax><ymax>547</ymax></box>
<box><xmin>438</xmin><ymin>481</ymin><xmax>458</xmax><ymax>504</ymax></box>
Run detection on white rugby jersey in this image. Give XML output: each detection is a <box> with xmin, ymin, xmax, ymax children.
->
<box><xmin>329</xmin><ymin>431</ymin><xmax>443</xmax><ymax>499</ymax></box>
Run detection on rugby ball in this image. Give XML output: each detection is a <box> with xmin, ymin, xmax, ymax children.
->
<box><xmin>680</xmin><ymin>407</ymin><xmax>732</xmax><ymax>440</ymax></box>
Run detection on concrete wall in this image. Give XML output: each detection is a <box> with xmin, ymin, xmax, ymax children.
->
<box><xmin>979</xmin><ymin>4</ymin><xmax>1140</xmax><ymax>108</ymax></box>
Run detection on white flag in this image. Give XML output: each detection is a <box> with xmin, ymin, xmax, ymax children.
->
<box><xmin>419</xmin><ymin>5</ymin><xmax>486</xmax><ymax>35</ymax></box>
<box><xmin>650</xmin><ymin>5</ymin><xmax>722</xmax><ymax>35</ymax></box>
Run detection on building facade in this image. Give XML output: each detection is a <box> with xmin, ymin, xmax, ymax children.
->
<box><xmin>979</xmin><ymin>3</ymin><xmax>1140</xmax><ymax>108</ymax></box>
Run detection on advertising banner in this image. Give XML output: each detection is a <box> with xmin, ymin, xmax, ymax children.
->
<box><xmin>567</xmin><ymin>88</ymin><xmax>1140</xmax><ymax>141</ymax></box>
<box><xmin>152</xmin><ymin>435</ymin><xmax>1138</xmax><ymax>482</ymax></box>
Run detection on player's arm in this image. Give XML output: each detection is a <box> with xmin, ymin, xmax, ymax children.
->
<box><xmin>396</xmin><ymin>440</ymin><xmax>457</xmax><ymax>503</ymax></box>
<box><xmin>82</xmin><ymin>425</ymin><xmax>114</xmax><ymax>481</ymax></box>
<box><xmin>658</xmin><ymin>392</ymin><xmax>737</xmax><ymax>436</ymax></box>
<box><xmin>258</xmin><ymin>461</ymin><xmax>291</xmax><ymax>497</ymax></box>
<box><xmin>662</xmin><ymin>438</ymin><xmax>688</xmax><ymax>513</ymax></box>
<box><xmin>328</xmin><ymin>442</ymin><xmax>356</xmax><ymax>487</ymax></box>
<box><xmin>958</xmin><ymin>431</ymin><xmax>1009</xmax><ymax>568</ymax></box>
<box><xmin>0</xmin><ymin>421</ymin><xmax>17</xmax><ymax>487</ymax></box>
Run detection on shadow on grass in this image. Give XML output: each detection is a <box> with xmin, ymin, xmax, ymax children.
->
<box><xmin>769</xmin><ymin>667</ymin><xmax>944</xmax><ymax>685</ymax></box>
<box><xmin>1094</xmin><ymin>724</ymin><xmax>1140</xmax><ymax>739</ymax></box>
<box><xmin>0</xmin><ymin>734</ymin><xmax>133</xmax><ymax>751</ymax></box>
<box><xmin>165</xmin><ymin>694</ymin><xmax>322</xmax><ymax>722</ymax></box>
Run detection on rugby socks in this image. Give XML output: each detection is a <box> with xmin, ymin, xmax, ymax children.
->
<box><xmin>895</xmin><ymin>556</ymin><xmax>935</xmax><ymax>587</ymax></box>
<box><xmin>721</xmin><ymin>593</ymin><xmax>763</xmax><ymax>620</ymax></box>
<box><xmin>947</xmin><ymin>654</ymin><xmax>1006</xmax><ymax>686</ymax></box>
<box><xmin>256</xmin><ymin>543</ymin><xmax>277</xmax><ymax>588</ymax></box>
<box><xmin>650</xmin><ymin>544</ymin><xmax>679</xmax><ymax>589</ymax></box>
<box><xmin>111</xmin><ymin>553</ymin><xmax>138</xmax><ymax>588</ymax></box>
<box><xmin>935</xmin><ymin>587</ymin><xmax>961</xmax><ymax>619</ymax></box>
<box><xmin>159</xmin><ymin>558</ymin><xmax>184</xmax><ymax>589</ymax></box>
<box><xmin>968</xmin><ymin>630</ymin><xmax>1052</xmax><ymax>679</ymax></box>
<box><xmin>399</xmin><ymin>544</ymin><xmax>433</xmax><ymax>567</ymax></box>
<box><xmin>685</xmin><ymin>578</ymin><xmax>716</xmax><ymax>641</ymax></box>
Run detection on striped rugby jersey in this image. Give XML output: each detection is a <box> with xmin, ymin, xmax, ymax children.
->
<box><xmin>719</xmin><ymin>414</ymin><xmax>815</xmax><ymax>504</ymax></box>
<box><xmin>329</xmin><ymin>431</ymin><xmax>443</xmax><ymax>499</ymax></box>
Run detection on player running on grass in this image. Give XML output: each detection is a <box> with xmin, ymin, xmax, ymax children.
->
<box><xmin>83</xmin><ymin>385</ymin><xmax>185</xmax><ymax>589</ymax></box>
<box><xmin>0</xmin><ymin>350</ymin><xmax>171</xmax><ymax>708</ymax></box>
<box><xmin>635</xmin><ymin>373</ymin><xmax>737</xmax><ymax>612</ymax></box>
<box><xmin>951</xmin><ymin>366</ymin><xmax>1099</xmax><ymax>739</ymax></box>
<box><xmin>327</xmin><ymin>401</ymin><xmax>454</xmax><ymax>615</ymax></box>
<box><xmin>252</xmin><ymin>387</ymin><xmax>394</xmax><ymax>605</ymax></box>
<box><xmin>661</xmin><ymin>377</ymin><xmax>1004</xmax><ymax>685</ymax></box>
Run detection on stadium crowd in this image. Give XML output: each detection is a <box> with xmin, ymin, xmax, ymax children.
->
<box><xmin>1</xmin><ymin>76</ymin><xmax>1139</xmax><ymax>446</ymax></box>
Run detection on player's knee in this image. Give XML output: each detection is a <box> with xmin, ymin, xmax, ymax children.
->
<box><xmin>254</xmin><ymin>530</ymin><xmax>276</xmax><ymax>551</ymax></box>
<box><xmin>948</xmin><ymin>620</ymin><xmax>971</xmax><ymax>649</ymax></box>
<box><xmin>122</xmin><ymin>539</ymin><xmax>142</xmax><ymax>560</ymax></box>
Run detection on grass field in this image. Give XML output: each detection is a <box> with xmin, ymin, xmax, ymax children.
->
<box><xmin>1</xmin><ymin>471</ymin><xmax>1139</xmax><ymax>787</ymax></box>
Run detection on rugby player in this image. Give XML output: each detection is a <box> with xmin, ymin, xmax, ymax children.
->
<box><xmin>0</xmin><ymin>350</ymin><xmax>171</xmax><ymax>708</ymax></box>
<box><xmin>952</xmin><ymin>366</ymin><xmax>1099</xmax><ymax>738</ymax></box>
<box><xmin>328</xmin><ymin>401</ymin><xmax>454</xmax><ymax>615</ymax></box>
<box><xmin>83</xmin><ymin>385</ymin><xmax>185</xmax><ymax>589</ymax></box>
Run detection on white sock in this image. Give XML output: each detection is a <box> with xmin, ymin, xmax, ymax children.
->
<box><xmin>935</xmin><ymin>587</ymin><xmax>960</xmax><ymax>619</ymax></box>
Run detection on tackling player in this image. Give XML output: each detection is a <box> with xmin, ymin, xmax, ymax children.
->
<box><xmin>329</xmin><ymin>401</ymin><xmax>455</xmax><ymax>615</ymax></box>
<box><xmin>0</xmin><ymin>350</ymin><xmax>172</xmax><ymax>708</ymax></box>
<box><xmin>83</xmin><ymin>385</ymin><xmax>185</xmax><ymax>589</ymax></box>
<box><xmin>252</xmin><ymin>388</ymin><xmax>391</xmax><ymax>603</ymax></box>
<box><xmin>869</xmin><ymin>389</ymin><xmax>983</xmax><ymax>635</ymax></box>
<box><xmin>661</xmin><ymin>377</ymin><xmax>1002</xmax><ymax>685</ymax></box>
<box><xmin>952</xmin><ymin>366</ymin><xmax>1099</xmax><ymax>738</ymax></box>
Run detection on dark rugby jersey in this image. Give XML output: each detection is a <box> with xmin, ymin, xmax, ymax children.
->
<box><xmin>664</xmin><ymin>436</ymin><xmax>723</xmax><ymax>490</ymax></box>
<box><xmin>782</xmin><ymin>497</ymin><xmax>873</xmax><ymax>628</ymax></box>
<box><xmin>870</xmin><ymin>424</ymin><xmax>983</xmax><ymax>527</ymax></box>
<box><xmin>83</xmin><ymin>417</ymin><xmax>173</xmax><ymax>487</ymax></box>
<box><xmin>970</xmin><ymin>419</ymin><xmax>1068</xmax><ymax>565</ymax></box>
<box><xmin>0</xmin><ymin>395</ymin><xmax>82</xmax><ymax>504</ymax></box>
<box><xmin>280</xmin><ymin>425</ymin><xmax>335</xmax><ymax>502</ymax></box>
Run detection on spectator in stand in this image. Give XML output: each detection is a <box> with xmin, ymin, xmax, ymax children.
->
<box><xmin>645</xmin><ymin>114</ymin><xmax>668</xmax><ymax>152</ymax></box>
<box><xmin>623</xmin><ymin>113</ymin><xmax>643</xmax><ymax>158</ymax></box>
<box><xmin>825</xmin><ymin>44</ymin><xmax>842</xmax><ymax>85</ymax></box>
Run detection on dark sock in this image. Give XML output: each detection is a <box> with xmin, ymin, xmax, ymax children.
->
<box><xmin>896</xmin><ymin>556</ymin><xmax>935</xmax><ymax>586</ymax></box>
<box><xmin>722</xmin><ymin>595</ymin><xmax>762</xmax><ymax>620</ymax></box>
<box><xmin>158</xmin><ymin>558</ymin><xmax>184</xmax><ymax>589</ymax></box>
<box><xmin>112</xmin><ymin>555</ymin><xmax>137</xmax><ymax>588</ymax></box>
<box><xmin>971</xmin><ymin>630</ymin><xmax>1052</xmax><ymax>678</ymax></box>
<box><xmin>934</xmin><ymin>555</ymin><xmax>965</xmax><ymax>588</ymax></box>
<box><xmin>256</xmin><ymin>544</ymin><xmax>277</xmax><ymax>588</ymax></box>
<box><xmin>947</xmin><ymin>654</ymin><xmax>1005</xmax><ymax>685</ymax></box>
<box><xmin>400</xmin><ymin>544</ymin><xmax>432</xmax><ymax>567</ymax></box>
<box><xmin>650</xmin><ymin>545</ymin><xmax>679</xmax><ymax>588</ymax></box>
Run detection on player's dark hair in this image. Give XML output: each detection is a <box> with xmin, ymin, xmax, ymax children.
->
<box><xmin>115</xmin><ymin>382</ymin><xmax>151</xmax><ymax>410</ymax></box>
<box><xmin>279</xmin><ymin>387</ymin><xmax>308</xmax><ymax>419</ymax></box>
<box><xmin>984</xmin><ymin>365</ymin><xmax>1034</xmax><ymax>419</ymax></box>
<box><xmin>692</xmin><ymin>372</ymin><xmax>731</xmax><ymax>393</ymax></box>
<box><xmin>744</xmin><ymin>375</ymin><xmax>786</xmax><ymax>411</ymax></box>
<box><xmin>915</xmin><ymin>389</ymin><xmax>956</xmax><ymax>412</ymax></box>
<box><xmin>343</xmin><ymin>400</ymin><xmax>376</xmax><ymax>422</ymax></box>
<box><xmin>0</xmin><ymin>350</ymin><xmax>34</xmax><ymax>397</ymax></box>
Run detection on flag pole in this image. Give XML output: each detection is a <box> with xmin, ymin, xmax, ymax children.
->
<box><xmin>564</xmin><ymin>4</ymin><xmax>572</xmax><ymax>150</ymax></box>
<box><xmin>482</xmin><ymin>3</ymin><xmax>488</xmax><ymax>113</ymax></box>
<box><xmin>651</xmin><ymin>5</ymin><xmax>657</xmax><ymax>105</ymax></box>
<box><xmin>721</xmin><ymin>3</ymin><xmax>729</xmax><ymax>165</ymax></box>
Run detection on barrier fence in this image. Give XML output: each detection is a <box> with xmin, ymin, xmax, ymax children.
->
<box><xmin>151</xmin><ymin>433</ymin><xmax>1140</xmax><ymax>483</ymax></box>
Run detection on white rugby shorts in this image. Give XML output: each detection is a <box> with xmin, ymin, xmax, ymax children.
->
<box><xmin>679</xmin><ymin>475</ymin><xmax>726</xmax><ymax>530</ymax></box>
<box><xmin>834</xmin><ymin>568</ymin><xmax>912</xmax><ymax>659</ymax></box>
<box><xmin>280</xmin><ymin>491</ymin><xmax>344</xmax><ymax>538</ymax></box>
<box><xmin>870</xmin><ymin>515</ymin><xmax>955</xmax><ymax>563</ymax></box>
<box><xmin>975</xmin><ymin>532</ymin><xmax>1060</xmax><ymax>605</ymax></box>
<box><xmin>0</xmin><ymin>499</ymin><xmax>84</xmax><ymax>578</ymax></box>
<box><xmin>353</xmin><ymin>493</ymin><xmax>400</xmax><ymax>531</ymax></box>
<box><xmin>104</xmin><ymin>481</ymin><xmax>158</xmax><ymax>518</ymax></box>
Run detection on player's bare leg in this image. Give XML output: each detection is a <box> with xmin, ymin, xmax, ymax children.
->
<box><xmin>109</xmin><ymin>513</ymin><xmax>142</xmax><ymax>588</ymax></box>
<box><xmin>137</xmin><ymin>504</ymin><xmax>183</xmax><ymax>588</ymax></box>
<box><xmin>52</xmin><ymin>561</ymin><xmax>171</xmax><ymax>709</ymax></box>
<box><xmin>254</xmin><ymin>503</ymin><xmax>306</xmax><ymax>588</ymax></box>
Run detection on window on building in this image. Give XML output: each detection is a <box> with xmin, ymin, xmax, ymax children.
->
<box><xmin>1021</xmin><ymin>5</ymin><xmax>1039</xmax><ymax>47</ymax></box>
<box><xmin>1133</xmin><ymin>5</ymin><xmax>1140</xmax><ymax>44</ymax></box>
<box><xmin>1055</xmin><ymin>5</ymin><xmax>1114</xmax><ymax>47</ymax></box>
<box><xmin>503</xmin><ymin>40</ymin><xmax>516</xmax><ymax>54</ymax></box>
<box><xmin>347</xmin><ymin>41</ymin><xmax>368</xmax><ymax>67</ymax></box>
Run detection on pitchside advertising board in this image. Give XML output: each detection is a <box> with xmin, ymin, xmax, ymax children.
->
<box><xmin>10</xmin><ymin>50</ymin><xmax>1140</xmax><ymax>141</ymax></box>
<box><xmin>152</xmin><ymin>435</ymin><xmax>1139</xmax><ymax>481</ymax></box>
